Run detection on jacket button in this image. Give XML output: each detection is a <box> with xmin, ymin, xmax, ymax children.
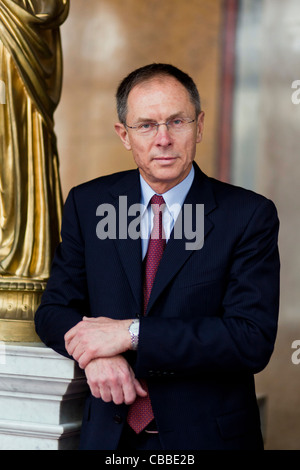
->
<box><xmin>113</xmin><ymin>414</ymin><xmax>123</xmax><ymax>424</ymax></box>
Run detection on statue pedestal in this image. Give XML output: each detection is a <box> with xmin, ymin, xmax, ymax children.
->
<box><xmin>0</xmin><ymin>278</ymin><xmax>46</xmax><ymax>342</ymax></box>
<box><xmin>0</xmin><ymin>342</ymin><xmax>88</xmax><ymax>450</ymax></box>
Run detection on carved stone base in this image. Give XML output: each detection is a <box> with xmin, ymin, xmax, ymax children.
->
<box><xmin>0</xmin><ymin>342</ymin><xmax>88</xmax><ymax>450</ymax></box>
<box><xmin>0</xmin><ymin>278</ymin><xmax>46</xmax><ymax>342</ymax></box>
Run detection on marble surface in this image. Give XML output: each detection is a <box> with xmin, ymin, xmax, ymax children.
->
<box><xmin>0</xmin><ymin>342</ymin><xmax>88</xmax><ymax>450</ymax></box>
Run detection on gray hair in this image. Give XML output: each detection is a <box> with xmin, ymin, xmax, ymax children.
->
<box><xmin>116</xmin><ymin>63</ymin><xmax>201</xmax><ymax>124</ymax></box>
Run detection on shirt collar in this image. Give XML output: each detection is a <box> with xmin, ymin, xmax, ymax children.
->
<box><xmin>139</xmin><ymin>164</ymin><xmax>195</xmax><ymax>215</ymax></box>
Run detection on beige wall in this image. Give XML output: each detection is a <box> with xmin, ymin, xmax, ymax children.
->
<box><xmin>54</xmin><ymin>0</ymin><xmax>224</xmax><ymax>199</ymax></box>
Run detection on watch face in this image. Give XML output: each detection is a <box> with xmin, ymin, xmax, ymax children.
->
<box><xmin>130</xmin><ymin>322</ymin><xmax>139</xmax><ymax>335</ymax></box>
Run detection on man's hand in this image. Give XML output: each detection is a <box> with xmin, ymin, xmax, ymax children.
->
<box><xmin>85</xmin><ymin>355</ymin><xmax>147</xmax><ymax>405</ymax></box>
<box><xmin>64</xmin><ymin>316</ymin><xmax>132</xmax><ymax>369</ymax></box>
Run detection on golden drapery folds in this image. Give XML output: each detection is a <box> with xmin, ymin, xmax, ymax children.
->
<box><xmin>0</xmin><ymin>0</ymin><xmax>69</xmax><ymax>340</ymax></box>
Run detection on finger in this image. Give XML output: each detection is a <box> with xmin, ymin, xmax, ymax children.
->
<box><xmin>121</xmin><ymin>369</ymin><xmax>147</xmax><ymax>404</ymax></box>
<box><xmin>102</xmin><ymin>369</ymin><xmax>127</xmax><ymax>405</ymax></box>
<box><xmin>64</xmin><ymin>322</ymin><xmax>81</xmax><ymax>343</ymax></box>
<box><xmin>121</xmin><ymin>376</ymin><xmax>138</xmax><ymax>405</ymax></box>
<box><xmin>77</xmin><ymin>350</ymin><xmax>94</xmax><ymax>369</ymax></box>
<box><xmin>65</xmin><ymin>336</ymin><xmax>78</xmax><ymax>356</ymax></box>
<box><xmin>82</xmin><ymin>316</ymin><xmax>105</xmax><ymax>322</ymax></box>
<box><xmin>86</xmin><ymin>376</ymin><xmax>101</xmax><ymax>399</ymax></box>
<box><xmin>111</xmin><ymin>384</ymin><xmax>126</xmax><ymax>405</ymax></box>
<box><xmin>65</xmin><ymin>336</ymin><xmax>84</xmax><ymax>360</ymax></box>
<box><xmin>64</xmin><ymin>322</ymin><xmax>87</xmax><ymax>352</ymax></box>
<box><xmin>82</xmin><ymin>316</ymin><xmax>116</xmax><ymax>326</ymax></box>
<box><xmin>65</xmin><ymin>327</ymin><xmax>94</xmax><ymax>362</ymax></box>
<box><xmin>134</xmin><ymin>379</ymin><xmax>148</xmax><ymax>397</ymax></box>
<box><xmin>99</xmin><ymin>384</ymin><xmax>113</xmax><ymax>403</ymax></box>
<box><xmin>89</xmin><ymin>385</ymin><xmax>101</xmax><ymax>399</ymax></box>
<box><xmin>106</xmin><ymin>361</ymin><xmax>136</xmax><ymax>405</ymax></box>
<box><xmin>67</xmin><ymin>335</ymin><xmax>91</xmax><ymax>365</ymax></box>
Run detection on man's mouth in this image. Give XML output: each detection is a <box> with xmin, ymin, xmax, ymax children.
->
<box><xmin>153</xmin><ymin>156</ymin><xmax>178</xmax><ymax>162</ymax></box>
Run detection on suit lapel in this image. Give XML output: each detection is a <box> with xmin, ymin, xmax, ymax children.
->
<box><xmin>146</xmin><ymin>164</ymin><xmax>217</xmax><ymax>315</ymax></box>
<box><xmin>109</xmin><ymin>170</ymin><xmax>143</xmax><ymax>314</ymax></box>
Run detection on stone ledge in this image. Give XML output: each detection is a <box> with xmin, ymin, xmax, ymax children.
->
<box><xmin>0</xmin><ymin>419</ymin><xmax>82</xmax><ymax>450</ymax></box>
<box><xmin>0</xmin><ymin>342</ymin><xmax>88</xmax><ymax>449</ymax></box>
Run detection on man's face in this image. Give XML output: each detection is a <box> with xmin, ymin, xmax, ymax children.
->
<box><xmin>115</xmin><ymin>76</ymin><xmax>205</xmax><ymax>193</ymax></box>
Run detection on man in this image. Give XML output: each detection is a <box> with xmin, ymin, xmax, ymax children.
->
<box><xmin>35</xmin><ymin>63</ymin><xmax>280</xmax><ymax>450</ymax></box>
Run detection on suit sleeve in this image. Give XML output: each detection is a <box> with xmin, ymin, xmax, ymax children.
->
<box><xmin>135</xmin><ymin>198</ymin><xmax>280</xmax><ymax>377</ymax></box>
<box><xmin>35</xmin><ymin>188</ymin><xmax>88</xmax><ymax>358</ymax></box>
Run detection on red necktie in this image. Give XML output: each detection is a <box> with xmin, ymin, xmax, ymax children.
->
<box><xmin>127</xmin><ymin>194</ymin><xmax>166</xmax><ymax>433</ymax></box>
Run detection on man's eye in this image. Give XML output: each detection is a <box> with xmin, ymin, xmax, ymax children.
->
<box><xmin>138</xmin><ymin>123</ymin><xmax>155</xmax><ymax>130</ymax></box>
<box><xmin>172</xmin><ymin>119</ymin><xmax>183</xmax><ymax>126</ymax></box>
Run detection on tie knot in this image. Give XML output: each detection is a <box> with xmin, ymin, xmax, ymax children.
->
<box><xmin>151</xmin><ymin>194</ymin><xmax>165</xmax><ymax>208</ymax></box>
<box><xmin>150</xmin><ymin>195</ymin><xmax>165</xmax><ymax>217</ymax></box>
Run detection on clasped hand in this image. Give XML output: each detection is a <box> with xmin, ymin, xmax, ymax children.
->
<box><xmin>65</xmin><ymin>316</ymin><xmax>131</xmax><ymax>368</ymax></box>
<box><xmin>64</xmin><ymin>316</ymin><xmax>147</xmax><ymax>405</ymax></box>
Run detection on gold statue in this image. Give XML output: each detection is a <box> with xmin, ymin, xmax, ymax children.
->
<box><xmin>0</xmin><ymin>0</ymin><xmax>69</xmax><ymax>341</ymax></box>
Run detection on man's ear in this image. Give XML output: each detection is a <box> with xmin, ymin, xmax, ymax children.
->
<box><xmin>114</xmin><ymin>123</ymin><xmax>132</xmax><ymax>150</ymax></box>
<box><xmin>196</xmin><ymin>111</ymin><xmax>205</xmax><ymax>143</ymax></box>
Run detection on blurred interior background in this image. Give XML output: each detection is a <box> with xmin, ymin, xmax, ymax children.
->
<box><xmin>54</xmin><ymin>0</ymin><xmax>300</xmax><ymax>450</ymax></box>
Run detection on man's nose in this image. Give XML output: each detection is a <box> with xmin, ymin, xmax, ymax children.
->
<box><xmin>155</xmin><ymin>124</ymin><xmax>172</xmax><ymax>146</ymax></box>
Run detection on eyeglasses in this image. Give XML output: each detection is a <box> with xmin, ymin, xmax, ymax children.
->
<box><xmin>125</xmin><ymin>117</ymin><xmax>195</xmax><ymax>137</ymax></box>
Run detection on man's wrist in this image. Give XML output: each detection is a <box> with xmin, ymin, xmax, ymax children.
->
<box><xmin>128</xmin><ymin>319</ymin><xmax>140</xmax><ymax>351</ymax></box>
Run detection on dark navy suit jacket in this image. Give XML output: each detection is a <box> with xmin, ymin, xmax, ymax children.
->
<box><xmin>35</xmin><ymin>163</ymin><xmax>280</xmax><ymax>450</ymax></box>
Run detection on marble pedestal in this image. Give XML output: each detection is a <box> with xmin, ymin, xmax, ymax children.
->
<box><xmin>0</xmin><ymin>342</ymin><xmax>88</xmax><ymax>450</ymax></box>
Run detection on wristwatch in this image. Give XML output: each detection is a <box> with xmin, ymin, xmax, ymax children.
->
<box><xmin>128</xmin><ymin>319</ymin><xmax>140</xmax><ymax>351</ymax></box>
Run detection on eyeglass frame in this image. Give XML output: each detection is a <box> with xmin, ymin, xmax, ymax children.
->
<box><xmin>124</xmin><ymin>117</ymin><xmax>196</xmax><ymax>136</ymax></box>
